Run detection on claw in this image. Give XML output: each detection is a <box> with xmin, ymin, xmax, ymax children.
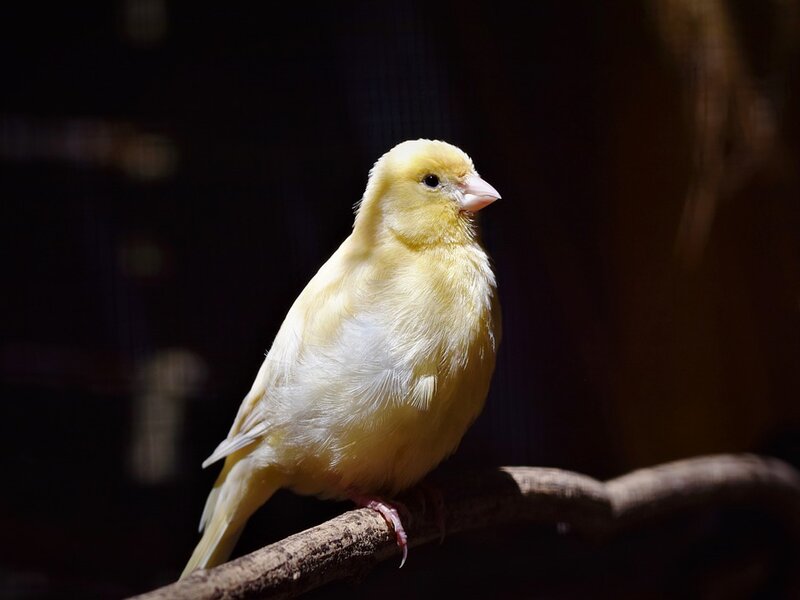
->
<box><xmin>350</xmin><ymin>493</ymin><xmax>409</xmax><ymax>567</ymax></box>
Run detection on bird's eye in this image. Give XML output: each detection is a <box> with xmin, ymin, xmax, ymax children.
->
<box><xmin>422</xmin><ymin>174</ymin><xmax>440</xmax><ymax>188</ymax></box>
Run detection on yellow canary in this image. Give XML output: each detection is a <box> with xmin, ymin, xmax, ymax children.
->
<box><xmin>182</xmin><ymin>139</ymin><xmax>501</xmax><ymax>577</ymax></box>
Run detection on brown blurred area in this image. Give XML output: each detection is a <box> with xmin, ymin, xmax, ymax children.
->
<box><xmin>1</xmin><ymin>0</ymin><xmax>799</xmax><ymax>597</ymax></box>
<box><xmin>601</xmin><ymin>0</ymin><xmax>800</xmax><ymax>468</ymax></box>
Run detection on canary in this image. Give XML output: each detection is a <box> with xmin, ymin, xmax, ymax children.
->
<box><xmin>182</xmin><ymin>139</ymin><xmax>501</xmax><ymax>577</ymax></box>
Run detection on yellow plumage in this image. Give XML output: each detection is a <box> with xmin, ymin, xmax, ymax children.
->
<box><xmin>182</xmin><ymin>139</ymin><xmax>501</xmax><ymax>577</ymax></box>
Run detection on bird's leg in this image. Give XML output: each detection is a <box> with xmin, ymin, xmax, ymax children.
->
<box><xmin>348</xmin><ymin>492</ymin><xmax>409</xmax><ymax>568</ymax></box>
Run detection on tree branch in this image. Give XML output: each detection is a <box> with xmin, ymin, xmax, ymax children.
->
<box><xmin>132</xmin><ymin>454</ymin><xmax>800</xmax><ymax>599</ymax></box>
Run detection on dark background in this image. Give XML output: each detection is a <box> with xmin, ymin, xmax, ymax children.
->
<box><xmin>2</xmin><ymin>1</ymin><xmax>799</xmax><ymax>597</ymax></box>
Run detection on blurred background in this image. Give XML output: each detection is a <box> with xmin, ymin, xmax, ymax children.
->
<box><xmin>2</xmin><ymin>1</ymin><xmax>799</xmax><ymax>597</ymax></box>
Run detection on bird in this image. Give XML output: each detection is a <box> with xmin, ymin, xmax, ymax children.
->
<box><xmin>182</xmin><ymin>139</ymin><xmax>501</xmax><ymax>578</ymax></box>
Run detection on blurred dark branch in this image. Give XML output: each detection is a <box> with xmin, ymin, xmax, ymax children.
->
<box><xmin>132</xmin><ymin>454</ymin><xmax>800</xmax><ymax>600</ymax></box>
<box><xmin>652</xmin><ymin>0</ymin><xmax>798</xmax><ymax>266</ymax></box>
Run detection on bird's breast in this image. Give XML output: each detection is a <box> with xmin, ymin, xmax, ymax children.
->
<box><xmin>286</xmin><ymin>242</ymin><xmax>499</xmax><ymax>498</ymax></box>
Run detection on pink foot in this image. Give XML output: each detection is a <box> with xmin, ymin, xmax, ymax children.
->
<box><xmin>349</xmin><ymin>493</ymin><xmax>409</xmax><ymax>567</ymax></box>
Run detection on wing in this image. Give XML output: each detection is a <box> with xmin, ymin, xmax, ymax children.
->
<box><xmin>201</xmin><ymin>364</ymin><xmax>272</xmax><ymax>468</ymax></box>
<box><xmin>201</xmin><ymin>234</ymin><xmax>371</xmax><ymax>468</ymax></box>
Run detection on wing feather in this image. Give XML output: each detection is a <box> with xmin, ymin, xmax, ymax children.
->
<box><xmin>201</xmin><ymin>236</ymin><xmax>364</xmax><ymax>467</ymax></box>
<box><xmin>201</xmin><ymin>420</ymin><xmax>269</xmax><ymax>468</ymax></box>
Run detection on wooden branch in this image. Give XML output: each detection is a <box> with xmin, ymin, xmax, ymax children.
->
<box><xmin>133</xmin><ymin>454</ymin><xmax>800</xmax><ymax>600</ymax></box>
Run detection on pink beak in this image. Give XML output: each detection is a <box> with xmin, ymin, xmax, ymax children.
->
<box><xmin>460</xmin><ymin>174</ymin><xmax>501</xmax><ymax>212</ymax></box>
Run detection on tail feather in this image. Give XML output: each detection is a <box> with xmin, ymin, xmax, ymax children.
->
<box><xmin>182</xmin><ymin>515</ymin><xmax>243</xmax><ymax>578</ymax></box>
<box><xmin>199</xmin><ymin>486</ymin><xmax>221</xmax><ymax>533</ymax></box>
<box><xmin>182</xmin><ymin>459</ymin><xmax>283</xmax><ymax>579</ymax></box>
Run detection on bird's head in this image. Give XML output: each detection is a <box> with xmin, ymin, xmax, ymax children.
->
<box><xmin>354</xmin><ymin>139</ymin><xmax>501</xmax><ymax>248</ymax></box>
